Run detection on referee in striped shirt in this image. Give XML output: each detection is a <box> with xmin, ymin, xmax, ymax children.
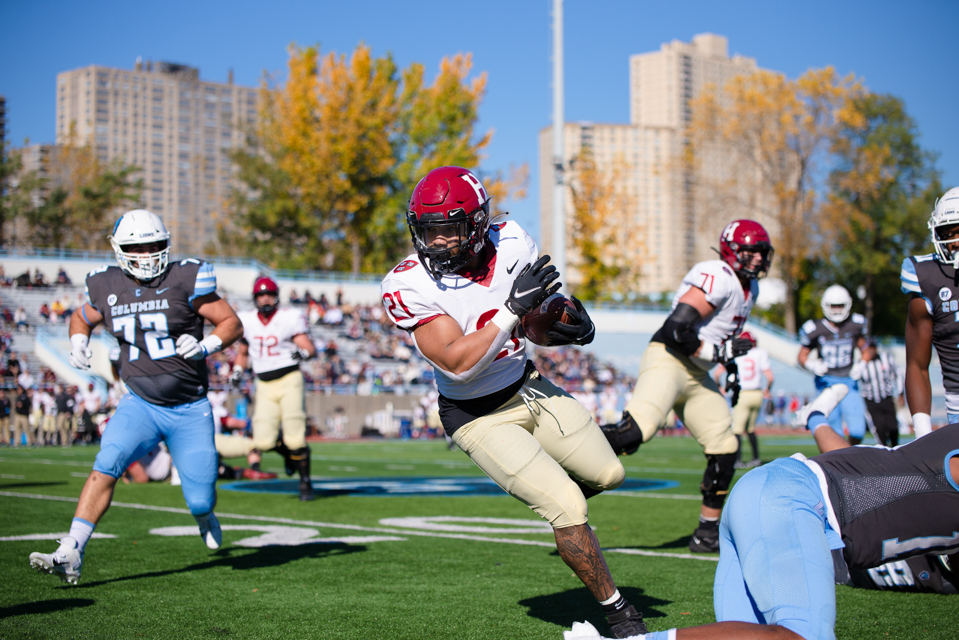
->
<box><xmin>851</xmin><ymin>339</ymin><xmax>904</xmax><ymax>446</ymax></box>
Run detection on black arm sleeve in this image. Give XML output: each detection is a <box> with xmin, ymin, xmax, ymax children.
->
<box><xmin>658</xmin><ymin>302</ymin><xmax>702</xmax><ymax>357</ymax></box>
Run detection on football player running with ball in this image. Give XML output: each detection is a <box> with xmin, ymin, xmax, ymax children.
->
<box><xmin>796</xmin><ymin>285</ymin><xmax>868</xmax><ymax>444</ymax></box>
<box><xmin>381</xmin><ymin>166</ymin><xmax>646</xmax><ymax>638</ymax></box>
<box><xmin>902</xmin><ymin>186</ymin><xmax>959</xmax><ymax>437</ymax></box>
<box><xmin>29</xmin><ymin>210</ymin><xmax>243</xmax><ymax>584</ymax></box>
<box><xmin>603</xmin><ymin>220</ymin><xmax>774</xmax><ymax>554</ymax></box>
<box><xmin>231</xmin><ymin>276</ymin><xmax>317</xmax><ymax>501</ymax></box>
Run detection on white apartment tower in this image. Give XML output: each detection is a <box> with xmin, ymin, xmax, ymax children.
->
<box><xmin>540</xmin><ymin>34</ymin><xmax>759</xmax><ymax>295</ymax></box>
<box><xmin>56</xmin><ymin>61</ymin><xmax>258</xmax><ymax>255</ymax></box>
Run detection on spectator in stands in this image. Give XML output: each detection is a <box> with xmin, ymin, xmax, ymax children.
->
<box><xmin>6</xmin><ymin>353</ymin><xmax>21</xmax><ymax>380</ymax></box>
<box><xmin>57</xmin><ymin>266</ymin><xmax>72</xmax><ymax>285</ymax></box>
<box><xmin>13</xmin><ymin>386</ymin><xmax>32</xmax><ymax>446</ymax></box>
<box><xmin>18</xmin><ymin>367</ymin><xmax>35</xmax><ymax>392</ymax></box>
<box><xmin>39</xmin><ymin>303</ymin><xmax>51</xmax><ymax>323</ymax></box>
<box><xmin>14</xmin><ymin>306</ymin><xmax>28</xmax><ymax>331</ymax></box>
<box><xmin>0</xmin><ymin>389</ymin><xmax>10</xmax><ymax>446</ymax></box>
<box><xmin>50</xmin><ymin>298</ymin><xmax>65</xmax><ymax>323</ymax></box>
<box><xmin>32</xmin><ymin>269</ymin><xmax>48</xmax><ymax>287</ymax></box>
<box><xmin>288</xmin><ymin>289</ymin><xmax>302</xmax><ymax>304</ymax></box>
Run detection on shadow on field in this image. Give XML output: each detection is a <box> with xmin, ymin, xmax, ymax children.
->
<box><xmin>0</xmin><ymin>598</ymin><xmax>95</xmax><ymax>619</ymax></box>
<box><xmin>520</xmin><ymin>586</ymin><xmax>669</xmax><ymax>632</ymax></box>
<box><xmin>71</xmin><ymin>543</ymin><xmax>365</xmax><ymax>589</ymax></box>
<box><xmin>0</xmin><ymin>482</ymin><xmax>68</xmax><ymax>489</ymax></box>
<box><xmin>619</xmin><ymin>534</ymin><xmax>693</xmax><ymax>551</ymax></box>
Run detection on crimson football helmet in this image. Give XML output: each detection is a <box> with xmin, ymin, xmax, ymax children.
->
<box><xmin>253</xmin><ymin>276</ymin><xmax>280</xmax><ymax>315</ymax></box>
<box><xmin>718</xmin><ymin>219</ymin><xmax>773</xmax><ymax>279</ymax></box>
<box><xmin>406</xmin><ymin>166</ymin><xmax>492</xmax><ymax>280</ymax></box>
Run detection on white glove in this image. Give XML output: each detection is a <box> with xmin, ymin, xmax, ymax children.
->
<box><xmin>176</xmin><ymin>334</ymin><xmax>223</xmax><ymax>361</ymax></box>
<box><xmin>912</xmin><ymin>412</ymin><xmax>932</xmax><ymax>438</ymax></box>
<box><xmin>69</xmin><ymin>334</ymin><xmax>93</xmax><ymax>370</ymax></box>
<box><xmin>804</xmin><ymin>359</ymin><xmax>829</xmax><ymax>376</ymax></box>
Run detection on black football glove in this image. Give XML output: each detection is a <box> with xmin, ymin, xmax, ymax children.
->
<box><xmin>291</xmin><ymin>347</ymin><xmax>313</xmax><ymax>362</ymax></box>
<box><xmin>504</xmin><ymin>255</ymin><xmax>561</xmax><ymax>318</ymax></box>
<box><xmin>229</xmin><ymin>366</ymin><xmax>244</xmax><ymax>389</ymax></box>
<box><xmin>545</xmin><ymin>296</ymin><xmax>595</xmax><ymax>346</ymax></box>
<box><xmin>725</xmin><ymin>361</ymin><xmax>741</xmax><ymax>407</ymax></box>
<box><xmin>712</xmin><ymin>337</ymin><xmax>753</xmax><ymax>364</ymax></box>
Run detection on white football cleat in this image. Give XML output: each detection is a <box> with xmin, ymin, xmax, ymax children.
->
<box><xmin>198</xmin><ymin>513</ymin><xmax>222</xmax><ymax>550</ymax></box>
<box><xmin>29</xmin><ymin>538</ymin><xmax>84</xmax><ymax>584</ymax></box>
<box><xmin>795</xmin><ymin>384</ymin><xmax>849</xmax><ymax>429</ymax></box>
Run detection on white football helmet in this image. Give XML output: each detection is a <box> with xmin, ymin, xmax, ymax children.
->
<box><xmin>109</xmin><ymin>209</ymin><xmax>171</xmax><ymax>281</ymax></box>
<box><xmin>929</xmin><ymin>187</ymin><xmax>959</xmax><ymax>268</ymax></box>
<box><xmin>821</xmin><ymin>284</ymin><xmax>852</xmax><ymax>323</ymax></box>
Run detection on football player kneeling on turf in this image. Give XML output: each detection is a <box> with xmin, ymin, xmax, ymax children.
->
<box><xmin>380</xmin><ymin>166</ymin><xmax>646</xmax><ymax>638</ymax></box>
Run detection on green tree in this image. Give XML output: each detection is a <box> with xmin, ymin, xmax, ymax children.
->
<box><xmin>820</xmin><ymin>93</ymin><xmax>940</xmax><ymax>335</ymax></box>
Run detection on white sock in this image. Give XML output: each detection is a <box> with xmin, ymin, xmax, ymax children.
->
<box><xmin>66</xmin><ymin>517</ymin><xmax>95</xmax><ymax>552</ymax></box>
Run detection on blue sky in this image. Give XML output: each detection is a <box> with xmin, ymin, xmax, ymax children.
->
<box><xmin>1</xmin><ymin>0</ymin><xmax>956</xmax><ymax>245</ymax></box>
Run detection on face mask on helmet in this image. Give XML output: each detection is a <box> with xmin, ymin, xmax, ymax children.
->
<box><xmin>113</xmin><ymin>240</ymin><xmax>170</xmax><ymax>281</ymax></box>
<box><xmin>252</xmin><ymin>277</ymin><xmax>279</xmax><ymax>315</ymax></box>
<box><xmin>407</xmin><ymin>167</ymin><xmax>492</xmax><ymax>280</ymax></box>
<box><xmin>110</xmin><ymin>210</ymin><xmax>171</xmax><ymax>281</ymax></box>
<box><xmin>930</xmin><ymin>188</ymin><xmax>959</xmax><ymax>268</ymax></box>
<box><xmin>821</xmin><ymin>285</ymin><xmax>852</xmax><ymax>323</ymax></box>
<box><xmin>718</xmin><ymin>219</ymin><xmax>774</xmax><ymax>279</ymax></box>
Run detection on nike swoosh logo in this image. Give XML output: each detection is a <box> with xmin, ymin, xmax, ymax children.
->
<box><xmin>514</xmin><ymin>287</ymin><xmax>539</xmax><ymax>298</ymax></box>
<box><xmin>203</xmin><ymin>412</ymin><xmax>211</xmax><ymax>417</ymax></box>
<box><xmin>506</xmin><ymin>260</ymin><xmax>519</xmax><ymax>274</ymax></box>
<box><xmin>157</xmin><ymin>288</ymin><xmax>170</xmax><ymax>294</ymax></box>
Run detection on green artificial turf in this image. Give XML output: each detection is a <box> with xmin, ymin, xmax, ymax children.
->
<box><xmin>1</xmin><ymin>436</ymin><xmax>956</xmax><ymax>639</ymax></box>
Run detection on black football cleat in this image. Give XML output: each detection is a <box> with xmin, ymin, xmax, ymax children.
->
<box><xmin>601</xmin><ymin>412</ymin><xmax>643</xmax><ymax>456</ymax></box>
<box><xmin>299</xmin><ymin>478</ymin><xmax>314</xmax><ymax>501</ymax></box>
<box><xmin>607</xmin><ymin>605</ymin><xmax>647</xmax><ymax>638</ymax></box>
<box><xmin>689</xmin><ymin>527</ymin><xmax>720</xmax><ymax>553</ymax></box>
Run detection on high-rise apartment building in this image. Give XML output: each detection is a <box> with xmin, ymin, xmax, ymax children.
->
<box><xmin>56</xmin><ymin>60</ymin><xmax>258</xmax><ymax>255</ymax></box>
<box><xmin>540</xmin><ymin>34</ymin><xmax>761</xmax><ymax>294</ymax></box>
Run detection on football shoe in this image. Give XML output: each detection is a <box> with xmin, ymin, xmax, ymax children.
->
<box><xmin>198</xmin><ymin>513</ymin><xmax>222</xmax><ymax>550</ymax></box>
<box><xmin>29</xmin><ymin>538</ymin><xmax>83</xmax><ymax>584</ymax></box>
<box><xmin>794</xmin><ymin>384</ymin><xmax>849</xmax><ymax>429</ymax></box>
<box><xmin>606</xmin><ymin>605</ymin><xmax>647</xmax><ymax>638</ymax></box>
<box><xmin>688</xmin><ymin>526</ymin><xmax>720</xmax><ymax>553</ymax></box>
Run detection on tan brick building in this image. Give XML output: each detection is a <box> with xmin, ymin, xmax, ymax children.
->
<box><xmin>541</xmin><ymin>34</ymin><xmax>765</xmax><ymax>295</ymax></box>
<box><xmin>56</xmin><ymin>61</ymin><xmax>258</xmax><ymax>255</ymax></box>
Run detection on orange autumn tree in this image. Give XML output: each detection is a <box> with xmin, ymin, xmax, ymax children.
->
<box><xmin>689</xmin><ymin>67</ymin><xmax>861</xmax><ymax>333</ymax></box>
<box><xmin>230</xmin><ymin>44</ymin><xmax>522</xmax><ymax>274</ymax></box>
<box><xmin>567</xmin><ymin>149</ymin><xmax>643</xmax><ymax>301</ymax></box>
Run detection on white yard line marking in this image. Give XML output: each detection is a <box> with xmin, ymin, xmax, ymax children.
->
<box><xmin>0</xmin><ymin>532</ymin><xmax>116</xmax><ymax>541</ymax></box>
<box><xmin>0</xmin><ymin>456</ymin><xmax>94</xmax><ymax>468</ymax></box>
<box><xmin>608</xmin><ymin>492</ymin><xmax>703</xmax><ymax>500</ymax></box>
<box><xmin>0</xmin><ymin>474</ymin><xmax>26</xmax><ymax>479</ymax></box>
<box><xmin>0</xmin><ymin>490</ymin><xmax>718</xmax><ymax>562</ymax></box>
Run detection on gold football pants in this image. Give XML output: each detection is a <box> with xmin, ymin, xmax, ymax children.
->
<box><xmin>252</xmin><ymin>370</ymin><xmax>308</xmax><ymax>451</ymax></box>
<box><xmin>451</xmin><ymin>371</ymin><xmax>625</xmax><ymax>529</ymax></box>
<box><xmin>624</xmin><ymin>342</ymin><xmax>737</xmax><ymax>455</ymax></box>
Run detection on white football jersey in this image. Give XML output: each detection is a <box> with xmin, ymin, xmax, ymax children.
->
<box><xmin>237</xmin><ymin>307</ymin><xmax>310</xmax><ymax>375</ymax></box>
<box><xmin>735</xmin><ymin>347</ymin><xmax>771</xmax><ymax>390</ymax></box>
<box><xmin>673</xmin><ymin>260</ymin><xmax>759</xmax><ymax>370</ymax></box>
<box><xmin>380</xmin><ymin>220</ymin><xmax>535</xmax><ymax>400</ymax></box>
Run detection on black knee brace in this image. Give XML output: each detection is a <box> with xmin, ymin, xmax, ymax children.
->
<box><xmin>601</xmin><ymin>411</ymin><xmax>644</xmax><ymax>456</ymax></box>
<box><xmin>700</xmin><ymin>453</ymin><xmax>737</xmax><ymax>509</ymax></box>
<box><xmin>569</xmin><ymin>474</ymin><xmax>603</xmax><ymax>500</ymax></box>
<box><xmin>290</xmin><ymin>446</ymin><xmax>311</xmax><ymax>481</ymax></box>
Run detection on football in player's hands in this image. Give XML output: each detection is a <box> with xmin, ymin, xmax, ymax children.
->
<box><xmin>521</xmin><ymin>293</ymin><xmax>577</xmax><ymax>347</ymax></box>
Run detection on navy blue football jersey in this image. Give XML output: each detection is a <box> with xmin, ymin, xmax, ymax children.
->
<box><xmin>815</xmin><ymin>424</ymin><xmax>959</xmax><ymax>570</ymax></box>
<box><xmin>901</xmin><ymin>254</ymin><xmax>959</xmax><ymax>396</ymax></box>
<box><xmin>799</xmin><ymin>315</ymin><xmax>868</xmax><ymax>377</ymax></box>
<box><xmin>84</xmin><ymin>259</ymin><xmax>217</xmax><ymax>406</ymax></box>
